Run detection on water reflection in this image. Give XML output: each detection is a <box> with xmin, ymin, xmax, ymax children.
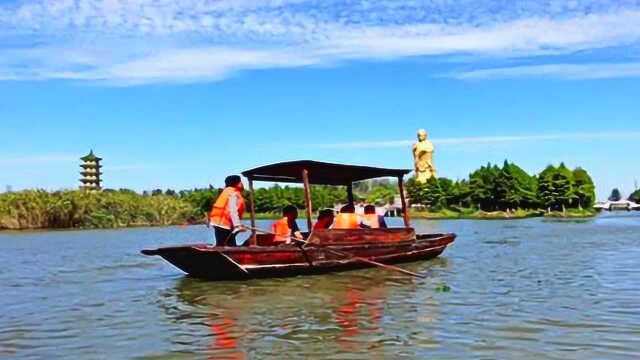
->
<box><xmin>208</xmin><ymin>313</ymin><xmax>243</xmax><ymax>360</ymax></box>
<box><xmin>4</xmin><ymin>217</ymin><xmax>640</xmax><ymax>359</ymax></box>
<box><xmin>164</xmin><ymin>269</ymin><xmax>436</xmax><ymax>359</ymax></box>
<box><xmin>334</xmin><ymin>287</ymin><xmax>383</xmax><ymax>354</ymax></box>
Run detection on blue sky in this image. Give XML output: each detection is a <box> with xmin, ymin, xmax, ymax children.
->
<box><xmin>0</xmin><ymin>0</ymin><xmax>639</xmax><ymax>200</ymax></box>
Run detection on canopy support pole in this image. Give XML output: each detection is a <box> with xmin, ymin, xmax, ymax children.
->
<box><xmin>302</xmin><ymin>169</ymin><xmax>313</xmax><ymax>232</ymax></box>
<box><xmin>347</xmin><ymin>183</ymin><xmax>354</xmax><ymax>206</ymax></box>
<box><xmin>398</xmin><ymin>175</ymin><xmax>410</xmax><ymax>227</ymax></box>
<box><xmin>248</xmin><ymin>177</ymin><xmax>257</xmax><ymax>246</ymax></box>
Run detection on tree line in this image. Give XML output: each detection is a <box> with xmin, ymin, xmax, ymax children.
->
<box><xmin>122</xmin><ymin>182</ymin><xmax>393</xmax><ymax>216</ymax></box>
<box><xmin>0</xmin><ymin>190</ymin><xmax>196</xmax><ymax>230</ymax></box>
<box><xmin>0</xmin><ymin>161</ymin><xmax>597</xmax><ymax>230</ymax></box>
<box><xmin>608</xmin><ymin>188</ymin><xmax>640</xmax><ymax>203</ymax></box>
<box><xmin>406</xmin><ymin>161</ymin><xmax>596</xmax><ymax>213</ymax></box>
<box><xmin>0</xmin><ymin>185</ymin><xmax>353</xmax><ymax>230</ymax></box>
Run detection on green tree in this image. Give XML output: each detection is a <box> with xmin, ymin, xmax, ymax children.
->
<box><xmin>447</xmin><ymin>180</ymin><xmax>473</xmax><ymax>208</ymax></box>
<box><xmin>366</xmin><ymin>186</ymin><xmax>397</xmax><ymax>205</ymax></box>
<box><xmin>572</xmin><ymin>168</ymin><xmax>596</xmax><ymax>209</ymax></box>
<box><xmin>538</xmin><ymin>163</ymin><xmax>577</xmax><ymax>213</ymax></box>
<box><xmin>406</xmin><ymin>177</ymin><xmax>427</xmax><ymax>206</ymax></box>
<box><xmin>494</xmin><ymin>161</ymin><xmax>539</xmax><ymax>211</ymax></box>
<box><xmin>608</xmin><ymin>188</ymin><xmax>622</xmax><ymax>202</ymax></box>
<box><xmin>468</xmin><ymin>163</ymin><xmax>500</xmax><ymax>211</ymax></box>
<box><xmin>423</xmin><ymin>178</ymin><xmax>448</xmax><ymax>209</ymax></box>
<box><xmin>179</xmin><ymin>188</ymin><xmax>219</xmax><ymax>216</ymax></box>
<box><xmin>405</xmin><ymin>177</ymin><xmax>448</xmax><ymax>209</ymax></box>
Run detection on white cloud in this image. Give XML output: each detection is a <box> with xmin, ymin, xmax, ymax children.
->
<box><xmin>102</xmin><ymin>47</ymin><xmax>317</xmax><ymax>85</ymax></box>
<box><xmin>322</xmin><ymin>11</ymin><xmax>640</xmax><ymax>59</ymax></box>
<box><xmin>316</xmin><ymin>132</ymin><xmax>640</xmax><ymax>149</ymax></box>
<box><xmin>453</xmin><ymin>62</ymin><xmax>640</xmax><ymax>80</ymax></box>
<box><xmin>1</xmin><ymin>1</ymin><xmax>640</xmax><ymax>84</ymax></box>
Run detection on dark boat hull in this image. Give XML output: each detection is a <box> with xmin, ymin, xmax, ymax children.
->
<box><xmin>142</xmin><ymin>233</ymin><xmax>455</xmax><ymax>281</ymax></box>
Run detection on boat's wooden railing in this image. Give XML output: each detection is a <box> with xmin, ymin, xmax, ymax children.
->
<box><xmin>307</xmin><ymin>228</ymin><xmax>416</xmax><ymax>245</ymax></box>
<box><xmin>254</xmin><ymin>228</ymin><xmax>419</xmax><ymax>247</ymax></box>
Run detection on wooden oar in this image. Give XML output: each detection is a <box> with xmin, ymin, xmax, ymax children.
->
<box><xmin>246</xmin><ymin>226</ymin><xmax>425</xmax><ymax>278</ymax></box>
<box><xmin>319</xmin><ymin>246</ymin><xmax>426</xmax><ymax>278</ymax></box>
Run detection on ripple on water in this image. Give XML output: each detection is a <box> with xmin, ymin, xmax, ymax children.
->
<box><xmin>2</xmin><ymin>217</ymin><xmax>640</xmax><ymax>359</ymax></box>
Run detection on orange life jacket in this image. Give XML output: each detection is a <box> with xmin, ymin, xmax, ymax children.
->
<box><xmin>333</xmin><ymin>213</ymin><xmax>359</xmax><ymax>229</ymax></box>
<box><xmin>362</xmin><ymin>214</ymin><xmax>380</xmax><ymax>229</ymax></box>
<box><xmin>209</xmin><ymin>187</ymin><xmax>245</xmax><ymax>228</ymax></box>
<box><xmin>271</xmin><ymin>217</ymin><xmax>291</xmax><ymax>242</ymax></box>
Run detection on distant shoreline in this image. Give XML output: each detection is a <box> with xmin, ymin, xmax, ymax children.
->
<box><xmin>409</xmin><ymin>208</ymin><xmax>601</xmax><ymax>220</ymax></box>
<box><xmin>1</xmin><ymin>210</ymin><xmax>608</xmax><ymax>232</ymax></box>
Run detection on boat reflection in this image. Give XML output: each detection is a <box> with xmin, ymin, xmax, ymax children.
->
<box><xmin>162</xmin><ymin>260</ymin><xmax>447</xmax><ymax>358</ymax></box>
<box><xmin>334</xmin><ymin>286</ymin><xmax>385</xmax><ymax>355</ymax></box>
<box><xmin>208</xmin><ymin>314</ymin><xmax>243</xmax><ymax>360</ymax></box>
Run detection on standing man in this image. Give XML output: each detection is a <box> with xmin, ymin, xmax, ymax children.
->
<box><xmin>209</xmin><ymin>175</ymin><xmax>246</xmax><ymax>246</ymax></box>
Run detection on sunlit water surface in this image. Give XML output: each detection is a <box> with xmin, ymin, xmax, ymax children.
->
<box><xmin>1</xmin><ymin>213</ymin><xmax>639</xmax><ymax>359</ymax></box>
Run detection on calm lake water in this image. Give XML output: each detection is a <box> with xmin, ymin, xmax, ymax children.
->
<box><xmin>1</xmin><ymin>214</ymin><xmax>639</xmax><ymax>359</ymax></box>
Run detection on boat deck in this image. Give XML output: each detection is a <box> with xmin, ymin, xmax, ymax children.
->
<box><xmin>142</xmin><ymin>232</ymin><xmax>455</xmax><ymax>280</ymax></box>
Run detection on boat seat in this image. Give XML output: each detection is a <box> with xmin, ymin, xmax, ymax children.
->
<box><xmin>308</xmin><ymin>228</ymin><xmax>416</xmax><ymax>245</ymax></box>
<box><xmin>255</xmin><ymin>232</ymin><xmax>313</xmax><ymax>247</ymax></box>
<box><xmin>255</xmin><ymin>233</ymin><xmax>276</xmax><ymax>246</ymax></box>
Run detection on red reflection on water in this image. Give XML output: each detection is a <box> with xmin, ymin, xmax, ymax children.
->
<box><xmin>208</xmin><ymin>315</ymin><xmax>244</xmax><ymax>360</ymax></box>
<box><xmin>334</xmin><ymin>287</ymin><xmax>385</xmax><ymax>354</ymax></box>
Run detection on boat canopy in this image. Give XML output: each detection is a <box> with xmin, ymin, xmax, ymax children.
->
<box><xmin>241</xmin><ymin>160</ymin><xmax>413</xmax><ymax>245</ymax></box>
<box><xmin>242</xmin><ymin>160</ymin><xmax>412</xmax><ymax>186</ymax></box>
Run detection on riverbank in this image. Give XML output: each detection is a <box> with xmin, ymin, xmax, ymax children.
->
<box><xmin>0</xmin><ymin>188</ymin><xmax>342</xmax><ymax>231</ymax></box>
<box><xmin>0</xmin><ymin>189</ymin><xmax>599</xmax><ymax>231</ymax></box>
<box><xmin>0</xmin><ymin>212</ymin><xmax>282</xmax><ymax>231</ymax></box>
<box><xmin>544</xmin><ymin>208</ymin><xmax>601</xmax><ymax>218</ymax></box>
<box><xmin>1</xmin><ymin>209</ymin><xmax>601</xmax><ymax>231</ymax></box>
<box><xmin>409</xmin><ymin>208</ymin><xmax>599</xmax><ymax>220</ymax></box>
<box><xmin>0</xmin><ymin>190</ymin><xmax>198</xmax><ymax>231</ymax></box>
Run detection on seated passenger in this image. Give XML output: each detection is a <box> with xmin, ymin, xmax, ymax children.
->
<box><xmin>313</xmin><ymin>209</ymin><xmax>335</xmax><ymax>230</ymax></box>
<box><xmin>271</xmin><ymin>205</ymin><xmax>303</xmax><ymax>244</ymax></box>
<box><xmin>361</xmin><ymin>204</ymin><xmax>387</xmax><ymax>229</ymax></box>
<box><xmin>333</xmin><ymin>204</ymin><xmax>360</xmax><ymax>229</ymax></box>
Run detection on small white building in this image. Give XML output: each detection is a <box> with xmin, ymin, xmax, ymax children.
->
<box><xmin>594</xmin><ymin>200</ymin><xmax>640</xmax><ymax>211</ymax></box>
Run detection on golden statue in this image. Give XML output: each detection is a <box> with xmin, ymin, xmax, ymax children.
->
<box><xmin>413</xmin><ymin>129</ymin><xmax>436</xmax><ymax>183</ymax></box>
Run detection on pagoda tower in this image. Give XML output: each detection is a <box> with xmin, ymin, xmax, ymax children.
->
<box><xmin>79</xmin><ymin>150</ymin><xmax>103</xmax><ymax>191</ymax></box>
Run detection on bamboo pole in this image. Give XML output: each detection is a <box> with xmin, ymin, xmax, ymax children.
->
<box><xmin>248</xmin><ymin>177</ymin><xmax>257</xmax><ymax>246</ymax></box>
<box><xmin>347</xmin><ymin>183</ymin><xmax>354</xmax><ymax>205</ymax></box>
<box><xmin>302</xmin><ymin>169</ymin><xmax>313</xmax><ymax>232</ymax></box>
<box><xmin>398</xmin><ymin>175</ymin><xmax>410</xmax><ymax>227</ymax></box>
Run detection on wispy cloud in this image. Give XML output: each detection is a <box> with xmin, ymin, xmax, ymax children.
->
<box><xmin>1</xmin><ymin>1</ymin><xmax>640</xmax><ymax>84</ymax></box>
<box><xmin>453</xmin><ymin>62</ymin><xmax>640</xmax><ymax>80</ymax></box>
<box><xmin>316</xmin><ymin>132</ymin><xmax>640</xmax><ymax>149</ymax></box>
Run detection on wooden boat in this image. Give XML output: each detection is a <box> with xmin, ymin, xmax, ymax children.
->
<box><xmin>142</xmin><ymin>161</ymin><xmax>456</xmax><ymax>280</ymax></box>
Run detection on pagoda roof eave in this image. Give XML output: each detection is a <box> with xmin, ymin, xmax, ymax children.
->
<box><xmin>80</xmin><ymin>150</ymin><xmax>102</xmax><ymax>162</ymax></box>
